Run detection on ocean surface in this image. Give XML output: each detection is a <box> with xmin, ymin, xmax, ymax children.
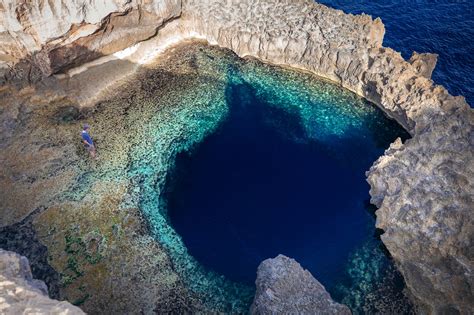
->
<box><xmin>318</xmin><ymin>0</ymin><xmax>474</xmax><ymax>106</ymax></box>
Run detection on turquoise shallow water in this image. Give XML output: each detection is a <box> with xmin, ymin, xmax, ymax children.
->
<box><xmin>123</xmin><ymin>44</ymin><xmax>411</xmax><ymax>313</ymax></box>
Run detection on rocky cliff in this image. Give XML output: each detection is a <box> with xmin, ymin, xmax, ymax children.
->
<box><xmin>251</xmin><ymin>255</ymin><xmax>351</xmax><ymax>314</ymax></box>
<box><xmin>0</xmin><ymin>0</ymin><xmax>472</xmax><ymax>313</ymax></box>
<box><xmin>179</xmin><ymin>0</ymin><xmax>466</xmax><ymax>135</ymax></box>
<box><xmin>0</xmin><ymin>249</ymin><xmax>84</xmax><ymax>314</ymax></box>
<box><xmin>367</xmin><ymin>110</ymin><xmax>474</xmax><ymax>314</ymax></box>
<box><xmin>0</xmin><ymin>0</ymin><xmax>181</xmax><ymax>83</ymax></box>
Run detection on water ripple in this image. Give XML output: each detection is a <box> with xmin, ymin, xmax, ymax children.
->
<box><xmin>319</xmin><ymin>0</ymin><xmax>474</xmax><ymax>106</ymax></box>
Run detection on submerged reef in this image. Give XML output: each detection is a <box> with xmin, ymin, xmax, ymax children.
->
<box><xmin>333</xmin><ymin>238</ymin><xmax>414</xmax><ymax>314</ymax></box>
<box><xmin>0</xmin><ymin>0</ymin><xmax>473</xmax><ymax>313</ymax></box>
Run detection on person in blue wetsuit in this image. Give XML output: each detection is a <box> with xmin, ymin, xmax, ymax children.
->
<box><xmin>81</xmin><ymin>123</ymin><xmax>96</xmax><ymax>159</ymax></box>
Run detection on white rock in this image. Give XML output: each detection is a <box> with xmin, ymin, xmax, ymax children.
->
<box><xmin>0</xmin><ymin>249</ymin><xmax>84</xmax><ymax>314</ymax></box>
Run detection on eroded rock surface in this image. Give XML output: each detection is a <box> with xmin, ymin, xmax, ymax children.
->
<box><xmin>0</xmin><ymin>0</ymin><xmax>181</xmax><ymax>83</ymax></box>
<box><xmin>0</xmin><ymin>249</ymin><xmax>84</xmax><ymax>314</ymax></box>
<box><xmin>0</xmin><ymin>0</ymin><xmax>473</xmax><ymax>313</ymax></box>
<box><xmin>0</xmin><ymin>44</ymin><xmax>223</xmax><ymax>313</ymax></box>
<box><xmin>251</xmin><ymin>255</ymin><xmax>351</xmax><ymax>314</ymax></box>
<box><xmin>408</xmin><ymin>52</ymin><xmax>438</xmax><ymax>79</ymax></box>
<box><xmin>367</xmin><ymin>106</ymin><xmax>474</xmax><ymax>314</ymax></box>
<box><xmin>176</xmin><ymin>0</ymin><xmax>466</xmax><ymax>133</ymax></box>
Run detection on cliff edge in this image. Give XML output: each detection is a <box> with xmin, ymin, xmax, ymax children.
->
<box><xmin>0</xmin><ymin>0</ymin><xmax>181</xmax><ymax>83</ymax></box>
<box><xmin>179</xmin><ymin>3</ymin><xmax>474</xmax><ymax>311</ymax></box>
<box><xmin>0</xmin><ymin>249</ymin><xmax>84</xmax><ymax>314</ymax></box>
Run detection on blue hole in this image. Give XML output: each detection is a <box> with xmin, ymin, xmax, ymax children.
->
<box><xmin>162</xmin><ymin>59</ymin><xmax>411</xmax><ymax>311</ymax></box>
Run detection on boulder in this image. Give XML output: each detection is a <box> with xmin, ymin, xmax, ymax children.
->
<box><xmin>251</xmin><ymin>255</ymin><xmax>351</xmax><ymax>314</ymax></box>
<box><xmin>0</xmin><ymin>249</ymin><xmax>84</xmax><ymax>314</ymax></box>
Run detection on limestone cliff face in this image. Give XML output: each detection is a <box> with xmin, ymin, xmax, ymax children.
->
<box><xmin>251</xmin><ymin>255</ymin><xmax>351</xmax><ymax>314</ymax></box>
<box><xmin>367</xmin><ymin>107</ymin><xmax>474</xmax><ymax>314</ymax></box>
<box><xmin>0</xmin><ymin>0</ymin><xmax>181</xmax><ymax>83</ymax></box>
<box><xmin>0</xmin><ymin>249</ymin><xmax>84</xmax><ymax>314</ymax></box>
<box><xmin>0</xmin><ymin>0</ymin><xmax>473</xmax><ymax>313</ymax></box>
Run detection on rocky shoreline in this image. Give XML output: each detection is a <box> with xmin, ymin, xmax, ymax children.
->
<box><xmin>1</xmin><ymin>0</ymin><xmax>473</xmax><ymax>313</ymax></box>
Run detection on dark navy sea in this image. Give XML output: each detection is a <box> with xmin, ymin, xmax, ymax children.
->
<box><xmin>319</xmin><ymin>0</ymin><xmax>474</xmax><ymax>106</ymax></box>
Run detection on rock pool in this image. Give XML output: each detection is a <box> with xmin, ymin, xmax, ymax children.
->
<box><xmin>0</xmin><ymin>42</ymin><xmax>412</xmax><ymax>313</ymax></box>
<box><xmin>126</xmin><ymin>42</ymin><xmax>411</xmax><ymax>312</ymax></box>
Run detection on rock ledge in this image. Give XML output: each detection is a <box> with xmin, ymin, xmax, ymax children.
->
<box><xmin>251</xmin><ymin>255</ymin><xmax>351</xmax><ymax>314</ymax></box>
<box><xmin>0</xmin><ymin>249</ymin><xmax>84</xmax><ymax>314</ymax></box>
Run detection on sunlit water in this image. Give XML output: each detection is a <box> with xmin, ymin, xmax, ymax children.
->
<box><xmin>118</xmin><ymin>44</ymin><xmax>412</xmax><ymax>313</ymax></box>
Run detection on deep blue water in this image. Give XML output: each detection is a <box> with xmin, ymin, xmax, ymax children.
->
<box><xmin>166</xmin><ymin>63</ymin><xmax>410</xmax><ymax>311</ymax></box>
<box><xmin>318</xmin><ymin>0</ymin><xmax>474</xmax><ymax>106</ymax></box>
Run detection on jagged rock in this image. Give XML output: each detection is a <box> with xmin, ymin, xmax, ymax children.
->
<box><xmin>408</xmin><ymin>52</ymin><xmax>438</xmax><ymax>79</ymax></box>
<box><xmin>366</xmin><ymin>104</ymin><xmax>474</xmax><ymax>314</ymax></box>
<box><xmin>178</xmin><ymin>2</ymin><xmax>474</xmax><ymax>312</ymax></box>
<box><xmin>0</xmin><ymin>249</ymin><xmax>84</xmax><ymax>314</ymax></box>
<box><xmin>251</xmin><ymin>255</ymin><xmax>351</xmax><ymax>314</ymax></box>
<box><xmin>0</xmin><ymin>0</ymin><xmax>182</xmax><ymax>82</ymax></box>
<box><xmin>0</xmin><ymin>0</ymin><xmax>473</xmax><ymax>313</ymax></box>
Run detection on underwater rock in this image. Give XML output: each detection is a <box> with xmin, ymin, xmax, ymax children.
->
<box><xmin>0</xmin><ymin>45</ymin><xmax>230</xmax><ymax>313</ymax></box>
<box><xmin>0</xmin><ymin>249</ymin><xmax>84</xmax><ymax>314</ymax></box>
<box><xmin>251</xmin><ymin>255</ymin><xmax>351</xmax><ymax>314</ymax></box>
<box><xmin>0</xmin><ymin>207</ymin><xmax>62</xmax><ymax>299</ymax></box>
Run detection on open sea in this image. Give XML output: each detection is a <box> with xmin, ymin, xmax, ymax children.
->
<box><xmin>318</xmin><ymin>0</ymin><xmax>474</xmax><ymax>106</ymax></box>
